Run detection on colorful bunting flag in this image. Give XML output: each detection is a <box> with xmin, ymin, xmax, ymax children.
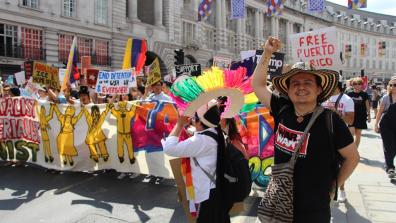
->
<box><xmin>348</xmin><ymin>0</ymin><xmax>367</xmax><ymax>9</ymax></box>
<box><xmin>308</xmin><ymin>0</ymin><xmax>325</xmax><ymax>13</ymax></box>
<box><xmin>266</xmin><ymin>0</ymin><xmax>285</xmax><ymax>16</ymax></box>
<box><xmin>230</xmin><ymin>0</ymin><xmax>245</xmax><ymax>19</ymax></box>
<box><xmin>198</xmin><ymin>0</ymin><xmax>214</xmax><ymax>21</ymax></box>
<box><xmin>122</xmin><ymin>38</ymin><xmax>147</xmax><ymax>73</ymax></box>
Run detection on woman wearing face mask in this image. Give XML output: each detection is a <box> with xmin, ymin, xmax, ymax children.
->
<box><xmin>374</xmin><ymin>76</ymin><xmax>396</xmax><ymax>179</ymax></box>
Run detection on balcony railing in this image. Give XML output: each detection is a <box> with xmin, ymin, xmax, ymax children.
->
<box><xmin>58</xmin><ymin>50</ymin><xmax>111</xmax><ymax>66</ymax></box>
<box><xmin>0</xmin><ymin>45</ymin><xmax>46</xmax><ymax>60</ymax></box>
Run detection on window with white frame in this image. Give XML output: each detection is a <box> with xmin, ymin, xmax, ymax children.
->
<box><xmin>22</xmin><ymin>0</ymin><xmax>39</xmax><ymax>8</ymax></box>
<box><xmin>246</xmin><ymin>8</ymin><xmax>255</xmax><ymax>36</ymax></box>
<box><xmin>183</xmin><ymin>21</ymin><xmax>196</xmax><ymax>44</ymax></box>
<box><xmin>21</xmin><ymin>27</ymin><xmax>43</xmax><ymax>60</ymax></box>
<box><xmin>96</xmin><ymin>0</ymin><xmax>108</xmax><ymax>25</ymax></box>
<box><xmin>63</xmin><ymin>0</ymin><xmax>76</xmax><ymax>17</ymax></box>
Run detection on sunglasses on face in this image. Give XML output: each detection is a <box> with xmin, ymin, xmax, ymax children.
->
<box><xmin>389</xmin><ymin>84</ymin><xmax>396</xmax><ymax>87</ymax></box>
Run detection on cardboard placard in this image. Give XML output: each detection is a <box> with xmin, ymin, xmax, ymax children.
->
<box><xmin>146</xmin><ymin>58</ymin><xmax>161</xmax><ymax>86</ymax></box>
<box><xmin>290</xmin><ymin>26</ymin><xmax>340</xmax><ymax>70</ymax></box>
<box><xmin>14</xmin><ymin>71</ymin><xmax>26</xmax><ymax>85</ymax></box>
<box><xmin>213</xmin><ymin>56</ymin><xmax>232</xmax><ymax>69</ymax></box>
<box><xmin>86</xmin><ymin>68</ymin><xmax>99</xmax><ymax>87</ymax></box>
<box><xmin>175</xmin><ymin>64</ymin><xmax>201</xmax><ymax>77</ymax></box>
<box><xmin>32</xmin><ymin>62</ymin><xmax>60</xmax><ymax>89</ymax></box>
<box><xmin>95</xmin><ymin>70</ymin><xmax>132</xmax><ymax>95</ymax></box>
<box><xmin>24</xmin><ymin>61</ymin><xmax>34</xmax><ymax>80</ymax></box>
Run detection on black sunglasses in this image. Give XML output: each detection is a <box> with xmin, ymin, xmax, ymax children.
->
<box><xmin>389</xmin><ymin>84</ymin><xmax>396</xmax><ymax>87</ymax></box>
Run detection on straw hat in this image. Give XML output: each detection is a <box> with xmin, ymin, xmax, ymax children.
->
<box><xmin>272</xmin><ymin>62</ymin><xmax>339</xmax><ymax>103</ymax></box>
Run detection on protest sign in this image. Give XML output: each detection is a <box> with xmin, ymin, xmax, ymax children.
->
<box><xmin>6</xmin><ymin>75</ymin><xmax>14</xmax><ymax>85</ymax></box>
<box><xmin>32</xmin><ymin>62</ymin><xmax>60</xmax><ymax>89</ymax></box>
<box><xmin>175</xmin><ymin>64</ymin><xmax>201</xmax><ymax>77</ymax></box>
<box><xmin>58</xmin><ymin>68</ymin><xmax>66</xmax><ymax>86</ymax></box>
<box><xmin>24</xmin><ymin>61</ymin><xmax>34</xmax><ymax>80</ymax></box>
<box><xmin>128</xmin><ymin>68</ymin><xmax>137</xmax><ymax>88</ymax></box>
<box><xmin>213</xmin><ymin>56</ymin><xmax>232</xmax><ymax>69</ymax></box>
<box><xmin>25</xmin><ymin>80</ymin><xmax>39</xmax><ymax>95</ymax></box>
<box><xmin>95</xmin><ymin>70</ymin><xmax>132</xmax><ymax>95</ymax></box>
<box><xmin>146</xmin><ymin>58</ymin><xmax>161</xmax><ymax>86</ymax></box>
<box><xmin>86</xmin><ymin>69</ymin><xmax>99</xmax><ymax>87</ymax></box>
<box><xmin>290</xmin><ymin>26</ymin><xmax>340</xmax><ymax>70</ymax></box>
<box><xmin>15</xmin><ymin>71</ymin><xmax>26</xmax><ymax>85</ymax></box>
<box><xmin>81</xmin><ymin>56</ymin><xmax>91</xmax><ymax>78</ymax></box>
<box><xmin>267</xmin><ymin>52</ymin><xmax>285</xmax><ymax>79</ymax></box>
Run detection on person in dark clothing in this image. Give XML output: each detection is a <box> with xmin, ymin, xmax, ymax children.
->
<box><xmin>252</xmin><ymin>37</ymin><xmax>359</xmax><ymax>223</ymax></box>
<box><xmin>374</xmin><ymin>76</ymin><xmax>396</xmax><ymax>178</ymax></box>
<box><xmin>347</xmin><ymin>77</ymin><xmax>371</xmax><ymax>149</ymax></box>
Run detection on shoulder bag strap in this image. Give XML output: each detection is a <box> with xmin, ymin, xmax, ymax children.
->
<box><xmin>290</xmin><ymin>106</ymin><xmax>325</xmax><ymax>165</ymax></box>
<box><xmin>334</xmin><ymin>93</ymin><xmax>344</xmax><ymax>110</ymax></box>
<box><xmin>193</xmin><ymin>130</ymin><xmax>218</xmax><ymax>184</ymax></box>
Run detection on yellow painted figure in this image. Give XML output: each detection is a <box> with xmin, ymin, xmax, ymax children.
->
<box><xmin>36</xmin><ymin>104</ymin><xmax>54</xmax><ymax>163</ymax></box>
<box><xmin>52</xmin><ymin>104</ymin><xmax>84</xmax><ymax>166</ymax></box>
<box><xmin>83</xmin><ymin>104</ymin><xmax>113</xmax><ymax>162</ymax></box>
<box><xmin>111</xmin><ymin>101</ymin><xmax>136</xmax><ymax>164</ymax></box>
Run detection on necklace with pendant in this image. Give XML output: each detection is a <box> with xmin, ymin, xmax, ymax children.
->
<box><xmin>295</xmin><ymin>108</ymin><xmax>316</xmax><ymax>123</ymax></box>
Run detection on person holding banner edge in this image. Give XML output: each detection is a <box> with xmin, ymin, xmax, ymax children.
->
<box><xmin>252</xmin><ymin>37</ymin><xmax>359</xmax><ymax>222</ymax></box>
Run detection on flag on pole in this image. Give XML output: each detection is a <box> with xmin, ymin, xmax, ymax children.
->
<box><xmin>122</xmin><ymin>38</ymin><xmax>147</xmax><ymax>73</ymax></box>
<box><xmin>266</xmin><ymin>0</ymin><xmax>285</xmax><ymax>16</ymax></box>
<box><xmin>230</xmin><ymin>0</ymin><xmax>245</xmax><ymax>19</ymax></box>
<box><xmin>61</xmin><ymin>36</ymin><xmax>79</xmax><ymax>91</ymax></box>
<box><xmin>198</xmin><ymin>0</ymin><xmax>214</xmax><ymax>21</ymax></box>
<box><xmin>348</xmin><ymin>0</ymin><xmax>367</xmax><ymax>9</ymax></box>
<box><xmin>146</xmin><ymin>58</ymin><xmax>162</xmax><ymax>86</ymax></box>
<box><xmin>308</xmin><ymin>0</ymin><xmax>325</xmax><ymax>13</ymax></box>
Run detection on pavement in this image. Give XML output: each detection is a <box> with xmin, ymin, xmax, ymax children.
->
<box><xmin>0</xmin><ymin>122</ymin><xmax>395</xmax><ymax>223</ymax></box>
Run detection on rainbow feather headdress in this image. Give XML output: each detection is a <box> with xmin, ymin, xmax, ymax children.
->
<box><xmin>170</xmin><ymin>67</ymin><xmax>259</xmax><ymax>117</ymax></box>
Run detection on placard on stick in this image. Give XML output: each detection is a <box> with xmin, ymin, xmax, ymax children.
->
<box><xmin>290</xmin><ymin>26</ymin><xmax>340</xmax><ymax>70</ymax></box>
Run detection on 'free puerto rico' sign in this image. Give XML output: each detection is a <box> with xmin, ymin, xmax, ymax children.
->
<box><xmin>290</xmin><ymin>26</ymin><xmax>340</xmax><ymax>70</ymax></box>
<box><xmin>95</xmin><ymin>70</ymin><xmax>132</xmax><ymax>95</ymax></box>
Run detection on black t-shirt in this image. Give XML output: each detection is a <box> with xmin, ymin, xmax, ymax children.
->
<box><xmin>347</xmin><ymin>91</ymin><xmax>369</xmax><ymax>121</ymax></box>
<box><xmin>270</xmin><ymin>94</ymin><xmax>354</xmax><ymax>212</ymax></box>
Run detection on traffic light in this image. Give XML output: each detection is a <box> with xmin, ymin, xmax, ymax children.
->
<box><xmin>361</xmin><ymin>69</ymin><xmax>364</xmax><ymax>77</ymax></box>
<box><xmin>174</xmin><ymin>49</ymin><xmax>184</xmax><ymax>65</ymax></box>
<box><xmin>345</xmin><ymin>44</ymin><xmax>352</xmax><ymax>57</ymax></box>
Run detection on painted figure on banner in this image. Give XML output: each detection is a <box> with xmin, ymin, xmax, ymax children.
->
<box><xmin>111</xmin><ymin>101</ymin><xmax>137</xmax><ymax>164</ymax></box>
<box><xmin>83</xmin><ymin>104</ymin><xmax>113</xmax><ymax>162</ymax></box>
<box><xmin>52</xmin><ymin>105</ymin><xmax>84</xmax><ymax>166</ymax></box>
<box><xmin>36</xmin><ymin>104</ymin><xmax>55</xmax><ymax>163</ymax></box>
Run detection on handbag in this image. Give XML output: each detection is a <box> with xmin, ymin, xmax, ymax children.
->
<box><xmin>257</xmin><ymin>106</ymin><xmax>324</xmax><ymax>223</ymax></box>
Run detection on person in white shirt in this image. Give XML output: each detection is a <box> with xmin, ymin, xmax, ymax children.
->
<box><xmin>161</xmin><ymin>100</ymin><xmax>232</xmax><ymax>223</ymax></box>
<box><xmin>143</xmin><ymin>80</ymin><xmax>172</xmax><ymax>102</ymax></box>
<box><xmin>322</xmin><ymin>79</ymin><xmax>355</xmax><ymax>203</ymax></box>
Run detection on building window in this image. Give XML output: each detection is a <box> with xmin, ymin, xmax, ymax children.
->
<box><xmin>77</xmin><ymin>37</ymin><xmax>93</xmax><ymax>59</ymax></box>
<box><xmin>21</xmin><ymin>27</ymin><xmax>43</xmax><ymax>60</ymax></box>
<box><xmin>183</xmin><ymin>21</ymin><xmax>196</xmax><ymax>44</ymax></box>
<box><xmin>22</xmin><ymin>0</ymin><xmax>39</xmax><ymax>8</ymax></box>
<box><xmin>58</xmin><ymin>33</ymin><xmax>74</xmax><ymax>62</ymax></box>
<box><xmin>63</xmin><ymin>0</ymin><xmax>76</xmax><ymax>17</ymax></box>
<box><xmin>225</xmin><ymin>0</ymin><xmax>236</xmax><ymax>32</ymax></box>
<box><xmin>94</xmin><ymin>39</ymin><xmax>109</xmax><ymax>65</ymax></box>
<box><xmin>0</xmin><ymin>24</ymin><xmax>18</xmax><ymax>58</ymax></box>
<box><xmin>245</xmin><ymin>8</ymin><xmax>255</xmax><ymax>36</ymax></box>
<box><xmin>96</xmin><ymin>0</ymin><xmax>108</xmax><ymax>25</ymax></box>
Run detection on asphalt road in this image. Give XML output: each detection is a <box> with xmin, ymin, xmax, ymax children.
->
<box><xmin>0</xmin><ymin>164</ymin><xmax>259</xmax><ymax>223</ymax></box>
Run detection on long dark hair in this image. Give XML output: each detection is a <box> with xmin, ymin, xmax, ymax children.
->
<box><xmin>225</xmin><ymin>118</ymin><xmax>242</xmax><ymax>141</ymax></box>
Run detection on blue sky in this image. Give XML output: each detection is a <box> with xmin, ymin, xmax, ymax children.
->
<box><xmin>326</xmin><ymin>0</ymin><xmax>396</xmax><ymax>16</ymax></box>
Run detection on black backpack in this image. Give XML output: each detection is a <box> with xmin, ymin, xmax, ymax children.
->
<box><xmin>197</xmin><ymin>131</ymin><xmax>252</xmax><ymax>203</ymax></box>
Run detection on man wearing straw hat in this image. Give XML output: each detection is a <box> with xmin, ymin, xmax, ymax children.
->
<box><xmin>252</xmin><ymin>37</ymin><xmax>359</xmax><ymax>222</ymax></box>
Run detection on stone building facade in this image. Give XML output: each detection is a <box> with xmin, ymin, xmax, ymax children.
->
<box><xmin>0</xmin><ymin>0</ymin><xmax>395</xmax><ymax>81</ymax></box>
